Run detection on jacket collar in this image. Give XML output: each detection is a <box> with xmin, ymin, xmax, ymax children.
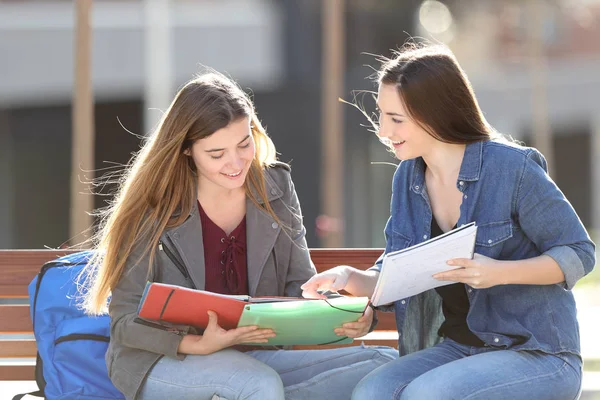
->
<box><xmin>249</xmin><ymin>169</ymin><xmax>284</xmax><ymax>204</ymax></box>
<box><xmin>410</xmin><ymin>140</ymin><xmax>484</xmax><ymax>194</ymax></box>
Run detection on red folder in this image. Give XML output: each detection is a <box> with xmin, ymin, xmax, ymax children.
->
<box><xmin>137</xmin><ymin>282</ymin><xmax>248</xmax><ymax>330</ymax></box>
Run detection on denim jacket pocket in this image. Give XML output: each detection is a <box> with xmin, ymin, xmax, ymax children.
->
<box><xmin>475</xmin><ymin>220</ymin><xmax>513</xmax><ymax>247</ymax></box>
<box><xmin>390</xmin><ymin>231</ymin><xmax>413</xmax><ymax>252</ymax></box>
<box><xmin>475</xmin><ymin>220</ymin><xmax>513</xmax><ymax>260</ymax></box>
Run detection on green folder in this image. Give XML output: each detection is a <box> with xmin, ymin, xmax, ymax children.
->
<box><xmin>237</xmin><ymin>297</ymin><xmax>370</xmax><ymax>346</ymax></box>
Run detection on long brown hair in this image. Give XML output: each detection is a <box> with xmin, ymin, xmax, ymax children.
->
<box><xmin>377</xmin><ymin>44</ymin><xmax>493</xmax><ymax>143</ymax></box>
<box><xmin>83</xmin><ymin>72</ymin><xmax>279</xmax><ymax>315</ymax></box>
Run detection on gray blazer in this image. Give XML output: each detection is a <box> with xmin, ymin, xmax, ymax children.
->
<box><xmin>106</xmin><ymin>164</ymin><xmax>316</xmax><ymax>399</ymax></box>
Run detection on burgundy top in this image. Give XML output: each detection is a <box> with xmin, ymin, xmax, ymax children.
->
<box><xmin>198</xmin><ymin>202</ymin><xmax>249</xmax><ymax>295</ymax></box>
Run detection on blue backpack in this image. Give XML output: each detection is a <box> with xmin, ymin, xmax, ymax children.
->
<box><xmin>13</xmin><ymin>251</ymin><xmax>125</xmax><ymax>400</ymax></box>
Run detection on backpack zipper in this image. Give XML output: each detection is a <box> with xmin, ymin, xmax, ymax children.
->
<box><xmin>54</xmin><ymin>333</ymin><xmax>110</xmax><ymax>345</ymax></box>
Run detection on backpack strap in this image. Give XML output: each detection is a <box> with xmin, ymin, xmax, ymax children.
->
<box><xmin>12</xmin><ymin>352</ymin><xmax>45</xmax><ymax>400</ymax></box>
<box><xmin>12</xmin><ymin>390</ymin><xmax>44</xmax><ymax>400</ymax></box>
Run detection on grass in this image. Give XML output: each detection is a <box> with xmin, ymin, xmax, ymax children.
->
<box><xmin>579</xmin><ymin>266</ymin><xmax>600</xmax><ymax>287</ymax></box>
<box><xmin>575</xmin><ymin>229</ymin><xmax>600</xmax><ymax>287</ymax></box>
<box><xmin>585</xmin><ymin>359</ymin><xmax>600</xmax><ymax>372</ymax></box>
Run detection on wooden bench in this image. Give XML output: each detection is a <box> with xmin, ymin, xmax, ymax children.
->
<box><xmin>0</xmin><ymin>249</ymin><xmax>397</xmax><ymax>381</ymax></box>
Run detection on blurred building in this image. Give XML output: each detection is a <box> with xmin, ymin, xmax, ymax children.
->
<box><xmin>1</xmin><ymin>0</ymin><xmax>598</xmax><ymax>250</ymax></box>
<box><xmin>0</xmin><ymin>0</ymin><xmax>286</xmax><ymax>248</ymax></box>
<box><xmin>448</xmin><ymin>0</ymin><xmax>600</xmax><ymax>233</ymax></box>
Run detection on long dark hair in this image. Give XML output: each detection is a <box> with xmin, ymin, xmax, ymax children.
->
<box><xmin>378</xmin><ymin>44</ymin><xmax>493</xmax><ymax>144</ymax></box>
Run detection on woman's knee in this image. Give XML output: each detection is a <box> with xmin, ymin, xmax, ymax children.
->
<box><xmin>351</xmin><ymin>375</ymin><xmax>377</xmax><ymax>400</ymax></box>
<box><xmin>352</xmin><ymin>369</ymin><xmax>401</xmax><ymax>400</ymax></box>
<box><xmin>146</xmin><ymin>351</ymin><xmax>285</xmax><ymax>400</ymax></box>
<box><xmin>190</xmin><ymin>365</ymin><xmax>285</xmax><ymax>400</ymax></box>
<box><xmin>399</xmin><ymin>379</ymin><xmax>447</xmax><ymax>400</ymax></box>
<box><xmin>234</xmin><ymin>363</ymin><xmax>285</xmax><ymax>400</ymax></box>
<box><xmin>354</xmin><ymin>374</ymin><xmax>445</xmax><ymax>400</ymax></box>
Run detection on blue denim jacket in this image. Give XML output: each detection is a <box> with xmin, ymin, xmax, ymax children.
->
<box><xmin>372</xmin><ymin>139</ymin><xmax>595</xmax><ymax>356</ymax></box>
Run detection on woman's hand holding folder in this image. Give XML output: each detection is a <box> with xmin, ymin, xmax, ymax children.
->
<box><xmin>334</xmin><ymin>305</ymin><xmax>374</xmax><ymax>339</ymax></box>
<box><xmin>301</xmin><ymin>267</ymin><xmax>376</xmax><ymax>339</ymax></box>
<box><xmin>177</xmin><ymin>310</ymin><xmax>276</xmax><ymax>355</ymax></box>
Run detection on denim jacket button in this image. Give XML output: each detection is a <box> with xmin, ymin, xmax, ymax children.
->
<box><xmin>272</xmin><ymin>222</ymin><xmax>279</xmax><ymax>229</ymax></box>
<box><xmin>414</xmin><ymin>185</ymin><xmax>420</xmax><ymax>190</ymax></box>
<box><xmin>459</xmin><ymin>181</ymin><xmax>464</xmax><ymax>186</ymax></box>
<box><xmin>467</xmin><ymin>288</ymin><xmax>473</xmax><ymax>293</ymax></box>
<box><xmin>464</xmin><ymin>194</ymin><xmax>468</xmax><ymax>199</ymax></box>
<box><xmin>494</xmin><ymin>337</ymin><xmax>500</xmax><ymax>343</ymax></box>
<box><xmin>401</xmin><ymin>300</ymin><xmax>406</xmax><ymax>304</ymax></box>
<box><xmin>423</xmin><ymin>235</ymin><xmax>427</xmax><ymax>240</ymax></box>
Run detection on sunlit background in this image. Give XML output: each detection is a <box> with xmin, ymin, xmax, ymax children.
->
<box><xmin>2</xmin><ymin>0</ymin><xmax>600</xmax><ymax>251</ymax></box>
<box><xmin>1</xmin><ymin>0</ymin><xmax>600</xmax><ymax>397</ymax></box>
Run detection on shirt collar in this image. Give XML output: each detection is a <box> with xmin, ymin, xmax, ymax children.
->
<box><xmin>410</xmin><ymin>140</ymin><xmax>484</xmax><ymax>194</ymax></box>
<box><xmin>458</xmin><ymin>140</ymin><xmax>483</xmax><ymax>182</ymax></box>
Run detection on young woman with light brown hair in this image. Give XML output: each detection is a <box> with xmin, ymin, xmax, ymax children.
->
<box><xmin>83</xmin><ymin>72</ymin><xmax>396</xmax><ymax>400</ymax></box>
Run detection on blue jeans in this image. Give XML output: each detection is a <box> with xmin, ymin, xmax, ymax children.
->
<box><xmin>352</xmin><ymin>338</ymin><xmax>582</xmax><ymax>400</ymax></box>
<box><xmin>138</xmin><ymin>344</ymin><xmax>398</xmax><ymax>400</ymax></box>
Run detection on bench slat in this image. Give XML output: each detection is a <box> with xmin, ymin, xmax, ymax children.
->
<box><xmin>0</xmin><ymin>341</ymin><xmax>37</xmax><ymax>358</ymax></box>
<box><xmin>310</xmin><ymin>249</ymin><xmax>382</xmax><ymax>271</ymax></box>
<box><xmin>0</xmin><ymin>249</ymin><xmax>381</xmax><ymax>297</ymax></box>
<box><xmin>0</xmin><ymin>250</ymin><xmax>76</xmax><ymax>297</ymax></box>
<box><xmin>0</xmin><ymin>305</ymin><xmax>33</xmax><ymax>334</ymax></box>
<box><xmin>375</xmin><ymin>312</ymin><xmax>396</xmax><ymax>331</ymax></box>
<box><xmin>0</xmin><ymin>365</ymin><xmax>35</xmax><ymax>380</ymax></box>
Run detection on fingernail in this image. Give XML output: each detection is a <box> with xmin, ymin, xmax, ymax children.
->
<box><xmin>447</xmin><ymin>260</ymin><xmax>454</xmax><ymax>265</ymax></box>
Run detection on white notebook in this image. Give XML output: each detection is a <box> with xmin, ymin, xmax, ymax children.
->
<box><xmin>371</xmin><ymin>222</ymin><xmax>478</xmax><ymax>307</ymax></box>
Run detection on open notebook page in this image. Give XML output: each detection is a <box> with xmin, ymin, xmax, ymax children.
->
<box><xmin>371</xmin><ymin>222</ymin><xmax>477</xmax><ymax>307</ymax></box>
